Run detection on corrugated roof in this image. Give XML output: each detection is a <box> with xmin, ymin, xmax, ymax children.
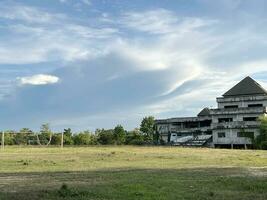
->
<box><xmin>223</xmin><ymin>76</ymin><xmax>267</xmax><ymax>97</ymax></box>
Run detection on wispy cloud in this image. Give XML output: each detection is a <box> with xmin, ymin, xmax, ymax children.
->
<box><xmin>121</xmin><ymin>9</ymin><xmax>217</xmax><ymax>35</ymax></box>
<box><xmin>0</xmin><ymin>4</ymin><xmax>66</xmax><ymax>24</ymax></box>
<box><xmin>18</xmin><ymin>74</ymin><xmax>59</xmax><ymax>85</ymax></box>
<box><xmin>1</xmin><ymin>1</ymin><xmax>267</xmax><ymax>130</ymax></box>
<box><xmin>0</xmin><ymin>4</ymin><xmax>117</xmax><ymax>65</ymax></box>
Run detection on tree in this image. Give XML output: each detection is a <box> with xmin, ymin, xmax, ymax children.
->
<box><xmin>96</xmin><ymin>129</ymin><xmax>115</xmax><ymax>145</ymax></box>
<box><xmin>37</xmin><ymin>123</ymin><xmax>53</xmax><ymax>145</ymax></box>
<box><xmin>140</xmin><ymin>116</ymin><xmax>155</xmax><ymax>143</ymax></box>
<box><xmin>254</xmin><ymin>116</ymin><xmax>267</xmax><ymax>149</ymax></box>
<box><xmin>15</xmin><ymin>128</ymin><xmax>33</xmax><ymax>145</ymax></box>
<box><xmin>63</xmin><ymin>128</ymin><xmax>74</xmax><ymax>145</ymax></box>
<box><xmin>51</xmin><ymin>133</ymin><xmax>62</xmax><ymax>145</ymax></box>
<box><xmin>73</xmin><ymin>131</ymin><xmax>96</xmax><ymax>145</ymax></box>
<box><xmin>125</xmin><ymin>128</ymin><xmax>144</xmax><ymax>145</ymax></box>
<box><xmin>2</xmin><ymin>130</ymin><xmax>16</xmax><ymax>145</ymax></box>
<box><xmin>113</xmin><ymin>125</ymin><xmax>126</xmax><ymax>145</ymax></box>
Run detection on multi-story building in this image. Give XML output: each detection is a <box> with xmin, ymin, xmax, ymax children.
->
<box><xmin>155</xmin><ymin>76</ymin><xmax>267</xmax><ymax>148</ymax></box>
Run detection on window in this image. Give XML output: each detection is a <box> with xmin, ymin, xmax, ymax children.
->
<box><xmin>243</xmin><ymin>117</ymin><xmax>257</xmax><ymax>121</ymax></box>
<box><xmin>159</xmin><ymin>125</ymin><xmax>168</xmax><ymax>133</ymax></box>
<box><xmin>199</xmin><ymin>120</ymin><xmax>212</xmax><ymax>127</ymax></box>
<box><xmin>224</xmin><ymin>105</ymin><xmax>238</xmax><ymax>109</ymax></box>
<box><xmin>248</xmin><ymin>104</ymin><xmax>263</xmax><ymax>107</ymax></box>
<box><xmin>218</xmin><ymin>132</ymin><xmax>226</xmax><ymax>138</ymax></box>
<box><xmin>184</xmin><ymin>122</ymin><xmax>199</xmax><ymax>128</ymax></box>
<box><xmin>218</xmin><ymin>118</ymin><xmax>233</xmax><ymax>123</ymax></box>
<box><xmin>237</xmin><ymin>132</ymin><xmax>254</xmax><ymax>138</ymax></box>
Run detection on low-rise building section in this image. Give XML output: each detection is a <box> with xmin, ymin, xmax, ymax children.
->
<box><xmin>155</xmin><ymin>76</ymin><xmax>267</xmax><ymax>148</ymax></box>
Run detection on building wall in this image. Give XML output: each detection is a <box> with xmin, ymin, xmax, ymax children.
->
<box><xmin>217</xmin><ymin>95</ymin><xmax>267</xmax><ymax>108</ymax></box>
<box><xmin>156</xmin><ymin>118</ymin><xmax>212</xmax><ymax>143</ymax></box>
<box><xmin>212</xmin><ymin>128</ymin><xmax>259</xmax><ymax>145</ymax></box>
<box><xmin>156</xmin><ymin>94</ymin><xmax>267</xmax><ymax>147</ymax></box>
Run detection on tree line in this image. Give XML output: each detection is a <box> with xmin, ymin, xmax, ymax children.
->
<box><xmin>0</xmin><ymin>116</ymin><xmax>156</xmax><ymax>146</ymax></box>
<box><xmin>1</xmin><ymin>115</ymin><xmax>267</xmax><ymax>149</ymax></box>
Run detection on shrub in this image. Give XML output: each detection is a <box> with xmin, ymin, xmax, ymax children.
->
<box><xmin>125</xmin><ymin>129</ymin><xmax>144</xmax><ymax>145</ymax></box>
<box><xmin>254</xmin><ymin>116</ymin><xmax>267</xmax><ymax>149</ymax></box>
<box><xmin>73</xmin><ymin>131</ymin><xmax>97</xmax><ymax>145</ymax></box>
<box><xmin>260</xmin><ymin>141</ymin><xmax>267</xmax><ymax>150</ymax></box>
<box><xmin>96</xmin><ymin>129</ymin><xmax>115</xmax><ymax>145</ymax></box>
<box><xmin>51</xmin><ymin>133</ymin><xmax>62</xmax><ymax>145</ymax></box>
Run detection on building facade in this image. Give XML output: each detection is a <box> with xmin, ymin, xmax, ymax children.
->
<box><xmin>155</xmin><ymin>77</ymin><xmax>267</xmax><ymax>148</ymax></box>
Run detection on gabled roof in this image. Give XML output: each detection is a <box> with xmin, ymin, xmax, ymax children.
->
<box><xmin>223</xmin><ymin>76</ymin><xmax>267</xmax><ymax>97</ymax></box>
<box><xmin>197</xmin><ymin>108</ymin><xmax>210</xmax><ymax>117</ymax></box>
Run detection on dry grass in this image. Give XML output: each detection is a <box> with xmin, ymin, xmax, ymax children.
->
<box><xmin>0</xmin><ymin>146</ymin><xmax>266</xmax><ymax>199</ymax></box>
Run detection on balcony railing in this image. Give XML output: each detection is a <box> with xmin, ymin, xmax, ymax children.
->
<box><xmin>170</xmin><ymin>126</ymin><xmax>211</xmax><ymax>132</ymax></box>
<box><xmin>210</xmin><ymin>107</ymin><xmax>267</xmax><ymax>115</ymax></box>
<box><xmin>217</xmin><ymin>95</ymin><xmax>267</xmax><ymax>103</ymax></box>
<box><xmin>211</xmin><ymin>121</ymin><xmax>260</xmax><ymax>129</ymax></box>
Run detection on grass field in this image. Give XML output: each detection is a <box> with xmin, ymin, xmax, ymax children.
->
<box><xmin>0</xmin><ymin>146</ymin><xmax>266</xmax><ymax>200</ymax></box>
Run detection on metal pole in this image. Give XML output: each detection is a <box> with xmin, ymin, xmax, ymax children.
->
<box><xmin>61</xmin><ymin>132</ymin><xmax>64</xmax><ymax>149</ymax></box>
<box><xmin>1</xmin><ymin>131</ymin><xmax>4</xmax><ymax>150</ymax></box>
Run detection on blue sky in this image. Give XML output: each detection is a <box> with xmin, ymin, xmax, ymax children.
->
<box><xmin>1</xmin><ymin>0</ymin><xmax>267</xmax><ymax>131</ymax></box>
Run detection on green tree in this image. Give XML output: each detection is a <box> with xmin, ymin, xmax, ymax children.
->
<box><xmin>51</xmin><ymin>133</ymin><xmax>62</xmax><ymax>145</ymax></box>
<box><xmin>15</xmin><ymin>128</ymin><xmax>33</xmax><ymax>145</ymax></box>
<box><xmin>140</xmin><ymin>116</ymin><xmax>155</xmax><ymax>143</ymax></box>
<box><xmin>38</xmin><ymin>123</ymin><xmax>53</xmax><ymax>145</ymax></box>
<box><xmin>96</xmin><ymin>129</ymin><xmax>115</xmax><ymax>145</ymax></box>
<box><xmin>73</xmin><ymin>131</ymin><xmax>96</xmax><ymax>145</ymax></box>
<box><xmin>125</xmin><ymin>128</ymin><xmax>144</xmax><ymax>145</ymax></box>
<box><xmin>63</xmin><ymin>128</ymin><xmax>74</xmax><ymax>145</ymax></box>
<box><xmin>254</xmin><ymin>116</ymin><xmax>267</xmax><ymax>149</ymax></box>
<box><xmin>113</xmin><ymin>125</ymin><xmax>126</xmax><ymax>145</ymax></box>
<box><xmin>2</xmin><ymin>130</ymin><xmax>16</xmax><ymax>145</ymax></box>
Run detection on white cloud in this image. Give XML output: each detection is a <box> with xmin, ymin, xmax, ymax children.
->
<box><xmin>1</xmin><ymin>4</ymin><xmax>267</xmax><ymax>130</ymax></box>
<box><xmin>121</xmin><ymin>9</ymin><xmax>217</xmax><ymax>35</ymax></box>
<box><xmin>0</xmin><ymin>22</ymin><xmax>117</xmax><ymax>64</ymax></box>
<box><xmin>0</xmin><ymin>4</ymin><xmax>66</xmax><ymax>24</ymax></box>
<box><xmin>66</xmin><ymin>24</ymin><xmax>118</xmax><ymax>39</ymax></box>
<box><xmin>18</xmin><ymin>74</ymin><xmax>60</xmax><ymax>85</ymax></box>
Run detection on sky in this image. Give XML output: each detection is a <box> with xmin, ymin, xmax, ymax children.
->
<box><xmin>1</xmin><ymin>0</ymin><xmax>267</xmax><ymax>132</ymax></box>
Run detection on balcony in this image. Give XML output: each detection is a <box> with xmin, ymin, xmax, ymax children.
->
<box><xmin>211</xmin><ymin>121</ymin><xmax>260</xmax><ymax>130</ymax></box>
<box><xmin>210</xmin><ymin>107</ymin><xmax>267</xmax><ymax>115</ymax></box>
<box><xmin>170</xmin><ymin>126</ymin><xmax>211</xmax><ymax>132</ymax></box>
<box><xmin>217</xmin><ymin>95</ymin><xmax>267</xmax><ymax>103</ymax></box>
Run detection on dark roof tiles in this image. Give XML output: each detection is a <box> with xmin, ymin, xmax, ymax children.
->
<box><xmin>197</xmin><ymin>107</ymin><xmax>210</xmax><ymax>116</ymax></box>
<box><xmin>223</xmin><ymin>76</ymin><xmax>267</xmax><ymax>97</ymax></box>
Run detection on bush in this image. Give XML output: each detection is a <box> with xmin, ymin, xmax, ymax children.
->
<box><xmin>3</xmin><ymin>132</ymin><xmax>15</xmax><ymax>145</ymax></box>
<box><xmin>125</xmin><ymin>129</ymin><xmax>144</xmax><ymax>145</ymax></box>
<box><xmin>260</xmin><ymin>141</ymin><xmax>267</xmax><ymax>150</ymax></box>
<box><xmin>51</xmin><ymin>133</ymin><xmax>62</xmax><ymax>145</ymax></box>
<box><xmin>58</xmin><ymin>184</ymin><xmax>71</xmax><ymax>197</ymax></box>
<box><xmin>73</xmin><ymin>131</ymin><xmax>97</xmax><ymax>145</ymax></box>
<box><xmin>160</xmin><ymin>139</ymin><xmax>166</xmax><ymax>145</ymax></box>
<box><xmin>96</xmin><ymin>129</ymin><xmax>115</xmax><ymax>145</ymax></box>
<box><xmin>254</xmin><ymin>116</ymin><xmax>267</xmax><ymax>149</ymax></box>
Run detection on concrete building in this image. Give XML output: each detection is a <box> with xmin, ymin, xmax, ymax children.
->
<box><xmin>155</xmin><ymin>76</ymin><xmax>267</xmax><ymax>148</ymax></box>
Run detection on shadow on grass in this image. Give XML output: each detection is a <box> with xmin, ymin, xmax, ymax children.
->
<box><xmin>0</xmin><ymin>167</ymin><xmax>266</xmax><ymax>200</ymax></box>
